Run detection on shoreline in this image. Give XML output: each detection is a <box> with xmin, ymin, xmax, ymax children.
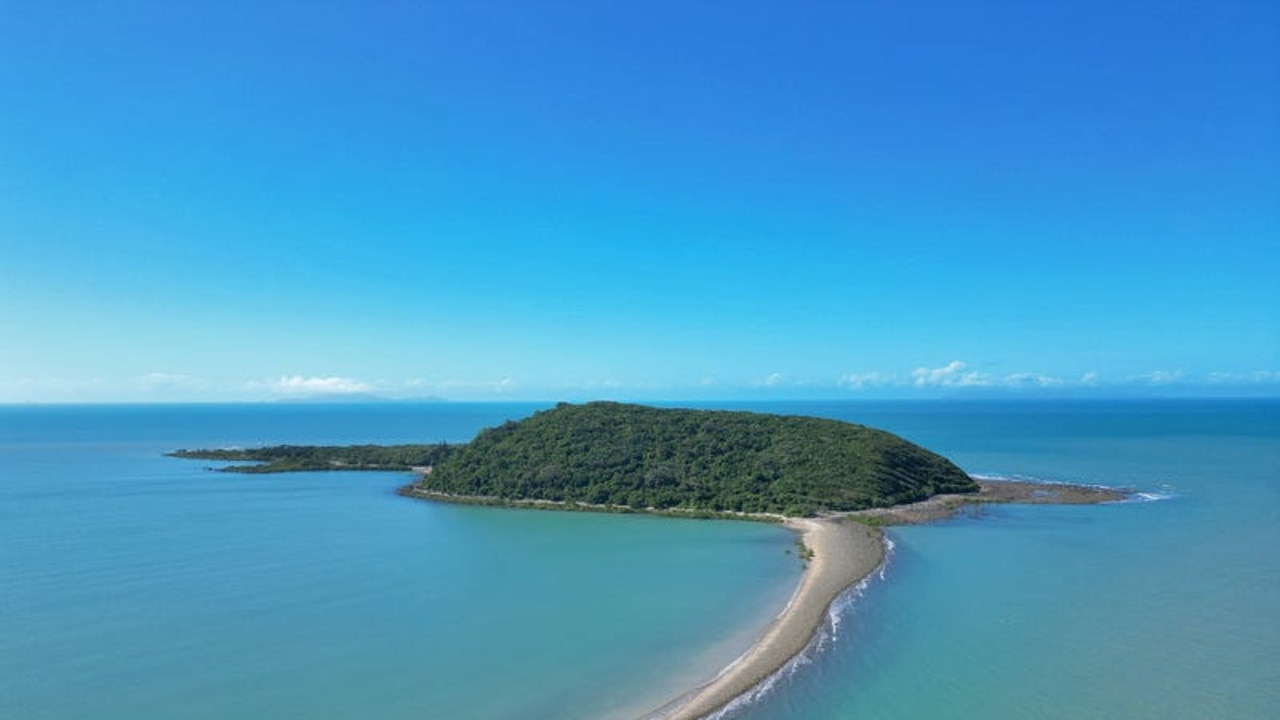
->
<box><xmin>398</xmin><ymin>485</ymin><xmax>786</xmax><ymax>524</ymax></box>
<box><xmin>851</xmin><ymin>479</ymin><xmax>1128</xmax><ymax>525</ymax></box>
<box><xmin>400</xmin><ymin>478</ymin><xmax>1125</xmax><ymax>720</ymax></box>
<box><xmin>648</xmin><ymin>517</ymin><xmax>885</xmax><ymax>720</ymax></box>
<box><xmin>646</xmin><ymin>480</ymin><xmax>1126</xmax><ymax>719</ymax></box>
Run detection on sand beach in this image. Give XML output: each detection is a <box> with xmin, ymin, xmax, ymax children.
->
<box><xmin>653</xmin><ymin>517</ymin><xmax>885</xmax><ymax>720</ymax></box>
<box><xmin>647</xmin><ymin>478</ymin><xmax>1127</xmax><ymax>719</ymax></box>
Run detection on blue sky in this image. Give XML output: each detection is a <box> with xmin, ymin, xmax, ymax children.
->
<box><xmin>2</xmin><ymin>1</ymin><xmax>1277</xmax><ymax>402</ymax></box>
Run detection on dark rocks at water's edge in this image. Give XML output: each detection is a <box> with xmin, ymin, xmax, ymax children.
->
<box><xmin>850</xmin><ymin>479</ymin><xmax>1129</xmax><ymax>525</ymax></box>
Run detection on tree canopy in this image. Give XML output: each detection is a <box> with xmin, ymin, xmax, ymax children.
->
<box><xmin>168</xmin><ymin>443</ymin><xmax>457</xmax><ymax>473</ymax></box>
<box><xmin>418</xmin><ymin>402</ymin><xmax>975</xmax><ymax>516</ymax></box>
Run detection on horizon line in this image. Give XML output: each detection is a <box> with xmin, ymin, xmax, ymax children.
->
<box><xmin>3</xmin><ymin>395</ymin><xmax>1278</xmax><ymax>407</ymax></box>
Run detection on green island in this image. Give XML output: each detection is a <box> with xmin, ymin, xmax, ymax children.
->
<box><xmin>169</xmin><ymin>401</ymin><xmax>1121</xmax><ymax>720</ymax></box>
<box><xmin>168</xmin><ymin>442</ymin><xmax>457</xmax><ymax>473</ymax></box>
<box><xmin>172</xmin><ymin>401</ymin><xmax>976</xmax><ymax>517</ymax></box>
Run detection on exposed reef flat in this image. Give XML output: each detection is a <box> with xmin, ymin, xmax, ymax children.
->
<box><xmin>851</xmin><ymin>479</ymin><xmax>1128</xmax><ymax>525</ymax></box>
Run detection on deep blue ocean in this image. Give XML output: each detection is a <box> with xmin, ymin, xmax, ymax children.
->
<box><xmin>2</xmin><ymin>400</ymin><xmax>1276</xmax><ymax>719</ymax></box>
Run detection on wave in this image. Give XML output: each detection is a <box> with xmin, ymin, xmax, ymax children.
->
<box><xmin>700</xmin><ymin>535</ymin><xmax>894</xmax><ymax>720</ymax></box>
<box><xmin>1122</xmin><ymin>487</ymin><xmax>1177</xmax><ymax>503</ymax></box>
<box><xmin>972</xmin><ymin>472</ymin><xmax>1176</xmax><ymax>503</ymax></box>
<box><xmin>969</xmin><ymin>471</ymin><xmax>1094</xmax><ymax>486</ymax></box>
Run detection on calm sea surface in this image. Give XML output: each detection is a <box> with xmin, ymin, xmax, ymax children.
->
<box><xmin>2</xmin><ymin>400</ymin><xmax>1276</xmax><ymax>719</ymax></box>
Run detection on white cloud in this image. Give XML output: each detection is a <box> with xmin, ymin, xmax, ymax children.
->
<box><xmin>1128</xmin><ymin>370</ymin><xmax>1186</xmax><ymax>385</ymax></box>
<box><xmin>762</xmin><ymin>372</ymin><xmax>785</xmax><ymax>387</ymax></box>
<box><xmin>1003</xmin><ymin>372</ymin><xmax>1064</xmax><ymax>387</ymax></box>
<box><xmin>267</xmin><ymin>376</ymin><xmax>375</xmax><ymax>395</ymax></box>
<box><xmin>1080</xmin><ymin>372</ymin><xmax>1100</xmax><ymax>386</ymax></box>
<box><xmin>910</xmin><ymin>360</ymin><xmax>992</xmax><ymax>388</ymax></box>
<box><xmin>837</xmin><ymin>372</ymin><xmax>898</xmax><ymax>389</ymax></box>
<box><xmin>838</xmin><ymin>361</ymin><xmax>1081</xmax><ymax>392</ymax></box>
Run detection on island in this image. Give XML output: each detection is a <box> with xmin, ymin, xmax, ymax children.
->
<box><xmin>170</xmin><ymin>402</ymin><xmax>1125</xmax><ymax>720</ymax></box>
<box><xmin>168</xmin><ymin>442</ymin><xmax>457</xmax><ymax>473</ymax></box>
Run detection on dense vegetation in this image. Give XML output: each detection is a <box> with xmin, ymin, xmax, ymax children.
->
<box><xmin>168</xmin><ymin>443</ymin><xmax>457</xmax><ymax>474</ymax></box>
<box><xmin>169</xmin><ymin>403</ymin><xmax>975</xmax><ymax>516</ymax></box>
<box><xmin>417</xmin><ymin>402</ymin><xmax>975</xmax><ymax>516</ymax></box>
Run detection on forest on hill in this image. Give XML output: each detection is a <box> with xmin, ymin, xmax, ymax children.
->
<box><xmin>169</xmin><ymin>443</ymin><xmax>457</xmax><ymax>473</ymax></box>
<box><xmin>418</xmin><ymin>402</ymin><xmax>975</xmax><ymax>516</ymax></box>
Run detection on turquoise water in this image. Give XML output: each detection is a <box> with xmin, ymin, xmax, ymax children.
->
<box><xmin>720</xmin><ymin>400</ymin><xmax>1280</xmax><ymax>720</ymax></box>
<box><xmin>0</xmin><ymin>404</ymin><xmax>798</xmax><ymax>720</ymax></box>
<box><xmin>2</xmin><ymin>401</ymin><xmax>1277</xmax><ymax>719</ymax></box>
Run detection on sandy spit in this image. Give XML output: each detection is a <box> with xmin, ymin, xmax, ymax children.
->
<box><xmin>650</xmin><ymin>518</ymin><xmax>885</xmax><ymax>720</ymax></box>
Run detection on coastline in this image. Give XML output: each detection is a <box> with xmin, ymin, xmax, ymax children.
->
<box><xmin>399</xmin><ymin>478</ymin><xmax>1124</xmax><ymax>720</ymax></box>
<box><xmin>649</xmin><ymin>518</ymin><xmax>885</xmax><ymax>720</ymax></box>
<box><xmin>851</xmin><ymin>479</ymin><xmax>1127</xmax><ymax>525</ymax></box>
<box><xmin>641</xmin><ymin>479</ymin><xmax>1126</xmax><ymax>720</ymax></box>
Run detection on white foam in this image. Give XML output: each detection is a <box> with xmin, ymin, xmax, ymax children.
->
<box><xmin>698</xmin><ymin>535</ymin><xmax>893</xmax><ymax>720</ymax></box>
<box><xmin>1124</xmin><ymin>488</ymin><xmax>1177</xmax><ymax>503</ymax></box>
<box><xmin>972</xmin><ymin>471</ymin><xmax>1147</xmax><ymax>496</ymax></box>
<box><xmin>974</xmin><ymin>471</ymin><xmax>1179</xmax><ymax>506</ymax></box>
<box><xmin>971</xmin><ymin>471</ymin><xmax>1084</xmax><ymax>486</ymax></box>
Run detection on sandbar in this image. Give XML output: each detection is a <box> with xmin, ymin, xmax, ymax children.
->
<box><xmin>647</xmin><ymin>479</ymin><xmax>1124</xmax><ymax>719</ymax></box>
<box><xmin>651</xmin><ymin>517</ymin><xmax>885</xmax><ymax>720</ymax></box>
<box><xmin>399</xmin><ymin>478</ymin><xmax>1121</xmax><ymax>720</ymax></box>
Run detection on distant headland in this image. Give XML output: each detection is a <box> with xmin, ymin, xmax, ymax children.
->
<box><xmin>169</xmin><ymin>401</ymin><xmax>1125</xmax><ymax>720</ymax></box>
